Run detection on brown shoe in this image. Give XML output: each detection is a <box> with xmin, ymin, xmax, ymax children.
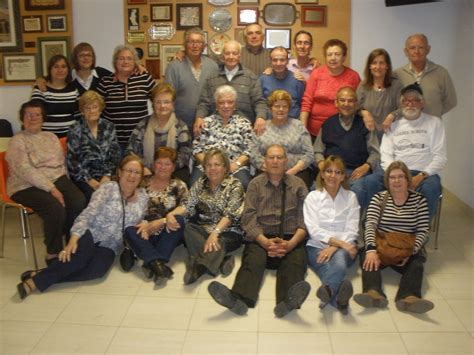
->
<box><xmin>396</xmin><ymin>296</ymin><xmax>434</xmax><ymax>314</ymax></box>
<box><xmin>353</xmin><ymin>290</ymin><xmax>388</xmax><ymax>308</ymax></box>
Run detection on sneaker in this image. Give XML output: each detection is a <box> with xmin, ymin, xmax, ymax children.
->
<box><xmin>395</xmin><ymin>296</ymin><xmax>434</xmax><ymax>314</ymax></box>
<box><xmin>335</xmin><ymin>280</ymin><xmax>353</xmax><ymax>315</ymax></box>
<box><xmin>353</xmin><ymin>289</ymin><xmax>388</xmax><ymax>308</ymax></box>
<box><xmin>219</xmin><ymin>255</ymin><xmax>235</xmax><ymax>277</ymax></box>
<box><xmin>274</xmin><ymin>281</ymin><xmax>311</xmax><ymax>318</ymax></box>
<box><xmin>208</xmin><ymin>281</ymin><xmax>248</xmax><ymax>315</ymax></box>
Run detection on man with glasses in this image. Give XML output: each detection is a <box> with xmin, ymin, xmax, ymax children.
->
<box><xmin>165</xmin><ymin>27</ymin><xmax>218</xmax><ymax>134</ymax></box>
<box><xmin>379</xmin><ymin>84</ymin><xmax>447</xmax><ymax>218</ymax></box>
<box><xmin>207</xmin><ymin>145</ymin><xmax>311</xmax><ymax>318</ymax></box>
<box><xmin>314</xmin><ymin>86</ymin><xmax>380</xmax><ymax>209</ymax></box>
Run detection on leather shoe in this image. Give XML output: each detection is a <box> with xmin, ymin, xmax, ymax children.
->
<box><xmin>219</xmin><ymin>255</ymin><xmax>235</xmax><ymax>276</ymax></box>
<box><xmin>119</xmin><ymin>247</ymin><xmax>136</xmax><ymax>272</ymax></box>
<box><xmin>208</xmin><ymin>281</ymin><xmax>248</xmax><ymax>315</ymax></box>
<box><xmin>353</xmin><ymin>289</ymin><xmax>388</xmax><ymax>308</ymax></box>
<box><xmin>396</xmin><ymin>295</ymin><xmax>434</xmax><ymax>314</ymax></box>
<box><xmin>183</xmin><ymin>262</ymin><xmax>206</xmax><ymax>285</ymax></box>
<box><xmin>274</xmin><ymin>280</ymin><xmax>311</xmax><ymax>318</ymax></box>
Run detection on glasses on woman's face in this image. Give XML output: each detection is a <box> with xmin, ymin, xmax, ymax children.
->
<box><xmin>121</xmin><ymin>168</ymin><xmax>141</xmax><ymax>176</ymax></box>
<box><xmin>83</xmin><ymin>104</ymin><xmax>100</xmax><ymax>112</ymax></box>
<box><xmin>154</xmin><ymin>100</ymin><xmax>173</xmax><ymax>106</ymax></box>
<box><xmin>388</xmin><ymin>174</ymin><xmax>407</xmax><ymax>181</ymax></box>
<box><xmin>324</xmin><ymin>168</ymin><xmax>344</xmax><ymax>176</ymax></box>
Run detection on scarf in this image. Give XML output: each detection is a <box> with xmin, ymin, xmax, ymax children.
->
<box><xmin>143</xmin><ymin>112</ymin><xmax>178</xmax><ymax>167</ymax></box>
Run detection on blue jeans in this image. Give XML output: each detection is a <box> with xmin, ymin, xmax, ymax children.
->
<box><xmin>411</xmin><ymin>171</ymin><xmax>441</xmax><ymax>219</ymax></box>
<box><xmin>307</xmin><ymin>245</ymin><xmax>355</xmax><ymax>306</ymax></box>
<box><xmin>124</xmin><ymin>216</ymin><xmax>185</xmax><ymax>264</ymax></box>
<box><xmin>347</xmin><ymin>168</ymin><xmax>377</xmax><ymax>209</ymax></box>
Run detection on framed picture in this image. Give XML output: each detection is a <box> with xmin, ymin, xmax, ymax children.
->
<box><xmin>38</xmin><ymin>37</ymin><xmax>70</xmax><ymax>77</ymax></box>
<box><xmin>0</xmin><ymin>0</ymin><xmax>22</xmax><ymax>53</ymax></box>
<box><xmin>301</xmin><ymin>6</ymin><xmax>327</xmax><ymax>26</ymax></box>
<box><xmin>160</xmin><ymin>44</ymin><xmax>182</xmax><ymax>77</ymax></box>
<box><xmin>127</xmin><ymin>0</ymin><xmax>147</xmax><ymax>4</ymax></box>
<box><xmin>3</xmin><ymin>54</ymin><xmax>37</xmax><ymax>82</ymax></box>
<box><xmin>47</xmin><ymin>15</ymin><xmax>67</xmax><ymax>32</ymax></box>
<box><xmin>203</xmin><ymin>31</ymin><xmax>208</xmax><ymax>55</ymax></box>
<box><xmin>22</xmin><ymin>16</ymin><xmax>43</xmax><ymax>33</ymax></box>
<box><xmin>176</xmin><ymin>4</ymin><xmax>202</xmax><ymax>30</ymax></box>
<box><xmin>151</xmin><ymin>4</ymin><xmax>172</xmax><ymax>22</ymax></box>
<box><xmin>296</xmin><ymin>0</ymin><xmax>319</xmax><ymax>3</ymax></box>
<box><xmin>145</xmin><ymin>59</ymin><xmax>160</xmax><ymax>79</ymax></box>
<box><xmin>25</xmin><ymin>0</ymin><xmax>65</xmax><ymax>11</ymax></box>
<box><xmin>238</xmin><ymin>0</ymin><xmax>259</xmax><ymax>4</ymax></box>
<box><xmin>128</xmin><ymin>8</ymin><xmax>140</xmax><ymax>31</ymax></box>
<box><xmin>237</xmin><ymin>7</ymin><xmax>259</xmax><ymax>26</ymax></box>
<box><xmin>148</xmin><ymin>42</ymin><xmax>159</xmax><ymax>57</ymax></box>
<box><xmin>234</xmin><ymin>28</ymin><xmax>245</xmax><ymax>45</ymax></box>
<box><xmin>265</xmin><ymin>28</ymin><xmax>291</xmax><ymax>49</ymax></box>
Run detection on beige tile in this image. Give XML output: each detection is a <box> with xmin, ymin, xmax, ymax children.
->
<box><xmin>31</xmin><ymin>323</ymin><xmax>116</xmax><ymax>354</ymax></box>
<box><xmin>425</xmin><ymin>260</ymin><xmax>473</xmax><ymax>277</ymax></box>
<box><xmin>446</xmin><ymin>299</ymin><xmax>473</xmax><ymax>332</ymax></box>
<box><xmin>389</xmin><ymin>299</ymin><xmax>465</xmax><ymax>332</ymax></box>
<box><xmin>56</xmin><ymin>293</ymin><xmax>134</xmax><ymax>326</ymax></box>
<box><xmin>258</xmin><ymin>332</ymin><xmax>332</xmax><ymax>354</ymax></box>
<box><xmin>428</xmin><ymin>273</ymin><xmax>473</xmax><ymax>299</ymax></box>
<box><xmin>0</xmin><ymin>262</ymin><xmax>31</xmax><ymax>290</ymax></box>
<box><xmin>76</xmin><ymin>266</ymin><xmax>142</xmax><ymax>296</ymax></box>
<box><xmin>189</xmin><ymin>298</ymin><xmax>258</xmax><ymax>332</ymax></box>
<box><xmin>121</xmin><ymin>296</ymin><xmax>195</xmax><ymax>329</ymax></box>
<box><xmin>330</xmin><ymin>332</ymin><xmax>407</xmax><ymax>354</ymax></box>
<box><xmin>181</xmin><ymin>330</ymin><xmax>257</xmax><ymax>354</ymax></box>
<box><xmin>135</xmin><ymin>271</ymin><xmax>200</xmax><ymax>299</ymax></box>
<box><xmin>0</xmin><ymin>320</ymin><xmax>51</xmax><ymax>353</ymax></box>
<box><xmin>106</xmin><ymin>327</ymin><xmax>186</xmax><ymax>354</ymax></box>
<box><xmin>257</xmin><ymin>299</ymin><xmax>328</xmax><ymax>333</ymax></box>
<box><xmin>400</xmin><ymin>332</ymin><xmax>473</xmax><ymax>354</ymax></box>
<box><xmin>0</xmin><ymin>292</ymin><xmax>74</xmax><ymax>322</ymax></box>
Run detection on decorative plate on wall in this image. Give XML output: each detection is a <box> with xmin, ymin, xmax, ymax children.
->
<box><xmin>263</xmin><ymin>3</ymin><xmax>297</xmax><ymax>26</ymax></box>
<box><xmin>209</xmin><ymin>33</ymin><xmax>231</xmax><ymax>56</ymax></box>
<box><xmin>209</xmin><ymin>9</ymin><xmax>232</xmax><ymax>33</ymax></box>
<box><xmin>208</xmin><ymin>0</ymin><xmax>234</xmax><ymax>6</ymax></box>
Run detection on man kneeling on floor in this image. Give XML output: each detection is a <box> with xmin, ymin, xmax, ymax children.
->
<box><xmin>208</xmin><ymin>144</ymin><xmax>311</xmax><ymax>317</ymax></box>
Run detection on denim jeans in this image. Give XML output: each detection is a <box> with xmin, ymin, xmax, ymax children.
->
<box><xmin>307</xmin><ymin>245</ymin><xmax>355</xmax><ymax>306</ymax></box>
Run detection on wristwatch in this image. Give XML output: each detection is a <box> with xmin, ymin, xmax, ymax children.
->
<box><xmin>235</xmin><ymin>160</ymin><xmax>242</xmax><ymax>167</ymax></box>
<box><xmin>419</xmin><ymin>172</ymin><xmax>428</xmax><ymax>178</ymax></box>
<box><xmin>213</xmin><ymin>227</ymin><xmax>222</xmax><ymax>235</ymax></box>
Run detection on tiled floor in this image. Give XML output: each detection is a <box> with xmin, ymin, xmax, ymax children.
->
<box><xmin>0</xmin><ymin>192</ymin><xmax>472</xmax><ymax>354</ymax></box>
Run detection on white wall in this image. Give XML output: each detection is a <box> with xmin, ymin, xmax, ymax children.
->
<box><xmin>0</xmin><ymin>0</ymin><xmax>472</xmax><ymax>207</ymax></box>
<box><xmin>351</xmin><ymin>0</ymin><xmax>473</xmax><ymax>207</ymax></box>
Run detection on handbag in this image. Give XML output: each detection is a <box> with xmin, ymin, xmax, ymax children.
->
<box><xmin>375</xmin><ymin>191</ymin><xmax>416</xmax><ymax>266</ymax></box>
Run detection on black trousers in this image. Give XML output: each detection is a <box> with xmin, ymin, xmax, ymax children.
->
<box><xmin>11</xmin><ymin>175</ymin><xmax>86</xmax><ymax>254</ymax></box>
<box><xmin>232</xmin><ymin>240</ymin><xmax>307</xmax><ymax>307</ymax></box>
<box><xmin>359</xmin><ymin>252</ymin><xmax>426</xmax><ymax>301</ymax></box>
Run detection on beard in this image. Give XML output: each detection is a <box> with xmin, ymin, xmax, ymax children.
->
<box><xmin>402</xmin><ymin>107</ymin><xmax>422</xmax><ymax>120</ymax></box>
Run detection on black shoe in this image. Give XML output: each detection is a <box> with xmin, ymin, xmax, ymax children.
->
<box><xmin>141</xmin><ymin>264</ymin><xmax>154</xmax><ymax>280</ymax></box>
<box><xmin>119</xmin><ymin>247</ymin><xmax>136</xmax><ymax>272</ymax></box>
<box><xmin>20</xmin><ymin>269</ymin><xmax>44</xmax><ymax>283</ymax></box>
<box><xmin>335</xmin><ymin>280</ymin><xmax>353</xmax><ymax>315</ymax></box>
<box><xmin>274</xmin><ymin>281</ymin><xmax>311</xmax><ymax>318</ymax></box>
<box><xmin>316</xmin><ymin>285</ymin><xmax>332</xmax><ymax>307</ymax></box>
<box><xmin>183</xmin><ymin>261</ymin><xmax>206</xmax><ymax>285</ymax></box>
<box><xmin>149</xmin><ymin>260</ymin><xmax>172</xmax><ymax>286</ymax></box>
<box><xmin>208</xmin><ymin>281</ymin><xmax>248</xmax><ymax>316</ymax></box>
<box><xmin>17</xmin><ymin>282</ymin><xmax>32</xmax><ymax>300</ymax></box>
<box><xmin>219</xmin><ymin>255</ymin><xmax>235</xmax><ymax>277</ymax></box>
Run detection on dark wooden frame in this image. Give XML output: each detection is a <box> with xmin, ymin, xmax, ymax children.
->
<box><xmin>25</xmin><ymin>0</ymin><xmax>65</xmax><ymax>11</ymax></box>
<box><xmin>301</xmin><ymin>6</ymin><xmax>327</xmax><ymax>26</ymax></box>
<box><xmin>176</xmin><ymin>4</ymin><xmax>203</xmax><ymax>30</ymax></box>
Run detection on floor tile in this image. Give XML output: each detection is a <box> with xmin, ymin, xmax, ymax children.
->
<box><xmin>181</xmin><ymin>330</ymin><xmax>257</xmax><ymax>354</ymax></box>
<box><xmin>30</xmin><ymin>323</ymin><xmax>116</xmax><ymax>354</ymax></box>
<box><xmin>428</xmin><ymin>273</ymin><xmax>473</xmax><ymax>299</ymax></box>
<box><xmin>400</xmin><ymin>332</ymin><xmax>473</xmax><ymax>354</ymax></box>
<box><xmin>0</xmin><ymin>320</ymin><xmax>51</xmax><ymax>353</ymax></box>
<box><xmin>56</xmin><ymin>293</ymin><xmax>134</xmax><ymax>326</ymax></box>
<box><xmin>106</xmin><ymin>327</ymin><xmax>186</xmax><ymax>354</ymax></box>
<box><xmin>330</xmin><ymin>332</ymin><xmax>407</xmax><ymax>354</ymax></box>
<box><xmin>76</xmin><ymin>266</ymin><xmax>142</xmax><ymax>296</ymax></box>
<box><xmin>446</xmin><ymin>299</ymin><xmax>473</xmax><ymax>332</ymax></box>
<box><xmin>258</xmin><ymin>332</ymin><xmax>332</xmax><ymax>354</ymax></box>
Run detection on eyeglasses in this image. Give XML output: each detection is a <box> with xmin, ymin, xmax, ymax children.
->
<box><xmin>186</xmin><ymin>40</ymin><xmax>204</xmax><ymax>46</ymax></box>
<box><xmin>324</xmin><ymin>169</ymin><xmax>344</xmax><ymax>176</ymax></box>
<box><xmin>154</xmin><ymin>100</ymin><xmax>173</xmax><ymax>106</ymax></box>
<box><xmin>266</xmin><ymin>155</ymin><xmax>285</xmax><ymax>161</ymax></box>
<box><xmin>83</xmin><ymin>104</ymin><xmax>100</xmax><ymax>112</ymax></box>
<box><xmin>24</xmin><ymin>112</ymin><xmax>42</xmax><ymax>120</ymax></box>
<box><xmin>121</xmin><ymin>168</ymin><xmax>141</xmax><ymax>176</ymax></box>
<box><xmin>401</xmin><ymin>98</ymin><xmax>422</xmax><ymax>105</ymax></box>
<box><xmin>388</xmin><ymin>174</ymin><xmax>407</xmax><ymax>181</ymax></box>
<box><xmin>78</xmin><ymin>53</ymin><xmax>93</xmax><ymax>58</ymax></box>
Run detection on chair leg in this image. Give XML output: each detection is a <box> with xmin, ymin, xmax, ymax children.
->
<box><xmin>19</xmin><ymin>208</ymin><xmax>39</xmax><ymax>270</ymax></box>
<box><xmin>0</xmin><ymin>204</ymin><xmax>6</xmax><ymax>258</ymax></box>
<box><xmin>433</xmin><ymin>194</ymin><xmax>443</xmax><ymax>250</ymax></box>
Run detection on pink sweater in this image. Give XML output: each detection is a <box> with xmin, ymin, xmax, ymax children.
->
<box><xmin>6</xmin><ymin>131</ymin><xmax>67</xmax><ymax>196</ymax></box>
<box><xmin>301</xmin><ymin>65</ymin><xmax>360</xmax><ymax>136</ymax></box>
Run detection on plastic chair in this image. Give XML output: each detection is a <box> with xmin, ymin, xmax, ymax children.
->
<box><xmin>0</xmin><ymin>151</ymin><xmax>39</xmax><ymax>269</ymax></box>
<box><xmin>432</xmin><ymin>188</ymin><xmax>443</xmax><ymax>250</ymax></box>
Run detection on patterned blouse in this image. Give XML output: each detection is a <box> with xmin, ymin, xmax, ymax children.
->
<box><xmin>70</xmin><ymin>181</ymin><xmax>148</xmax><ymax>255</ymax></box>
<box><xmin>144</xmin><ymin>177</ymin><xmax>189</xmax><ymax>222</ymax></box>
<box><xmin>183</xmin><ymin>175</ymin><xmax>244</xmax><ymax>235</ymax></box>
<box><xmin>192</xmin><ymin>113</ymin><xmax>252</xmax><ymax>171</ymax></box>
<box><xmin>67</xmin><ymin>117</ymin><xmax>121</xmax><ymax>182</ymax></box>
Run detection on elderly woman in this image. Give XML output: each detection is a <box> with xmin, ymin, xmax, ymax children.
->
<box><xmin>126</xmin><ymin>83</ymin><xmax>192</xmax><ymax>185</ymax></box>
<box><xmin>191</xmin><ymin>85</ymin><xmax>253</xmax><ymax>189</ymax></box>
<box><xmin>124</xmin><ymin>147</ymin><xmax>188</xmax><ymax>286</ymax></box>
<box><xmin>30</xmin><ymin>54</ymin><xmax>80</xmax><ymax>137</ymax></box>
<box><xmin>304</xmin><ymin>156</ymin><xmax>360</xmax><ymax>315</ymax></box>
<box><xmin>354</xmin><ymin>161</ymin><xmax>433</xmax><ymax>314</ymax></box>
<box><xmin>357</xmin><ymin>48</ymin><xmax>404</xmax><ymax>141</ymax></box>
<box><xmin>16</xmin><ymin>154</ymin><xmax>149</xmax><ymax>299</ymax></box>
<box><xmin>67</xmin><ymin>90</ymin><xmax>121</xmax><ymax>201</ymax></box>
<box><xmin>97</xmin><ymin>44</ymin><xmax>156</xmax><ymax>149</ymax></box>
<box><xmin>249</xmin><ymin>89</ymin><xmax>313</xmax><ymax>188</ymax></box>
<box><xmin>300</xmin><ymin>39</ymin><xmax>361</xmax><ymax>140</ymax></box>
<box><xmin>6</xmin><ymin>101</ymin><xmax>86</xmax><ymax>266</ymax></box>
<box><xmin>173</xmin><ymin>149</ymin><xmax>244</xmax><ymax>285</ymax></box>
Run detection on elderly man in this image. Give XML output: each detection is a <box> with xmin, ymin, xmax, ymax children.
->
<box><xmin>240</xmin><ymin>24</ymin><xmax>271</xmax><ymax>76</ymax></box>
<box><xmin>208</xmin><ymin>145</ymin><xmax>310</xmax><ymax>318</ymax></box>
<box><xmin>314</xmin><ymin>86</ymin><xmax>380</xmax><ymax>209</ymax></box>
<box><xmin>380</xmin><ymin>84</ymin><xmax>447</xmax><ymax>218</ymax></box>
<box><xmin>165</xmin><ymin>28</ymin><xmax>218</xmax><ymax>133</ymax></box>
<box><xmin>195</xmin><ymin>40</ymin><xmax>267</xmax><ymax>135</ymax></box>
<box><xmin>260</xmin><ymin>47</ymin><xmax>305</xmax><ymax>119</ymax></box>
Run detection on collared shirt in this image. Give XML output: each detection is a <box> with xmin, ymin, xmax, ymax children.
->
<box><xmin>72</xmin><ymin>68</ymin><xmax>98</xmax><ymax>91</ymax></box>
<box><xmin>183</xmin><ymin>175</ymin><xmax>244</xmax><ymax>235</ymax></box>
<box><xmin>225</xmin><ymin>65</ymin><xmax>239</xmax><ymax>81</ymax></box>
<box><xmin>304</xmin><ymin>187</ymin><xmax>360</xmax><ymax>249</ymax></box>
<box><xmin>242</xmin><ymin>174</ymin><xmax>308</xmax><ymax>241</ymax></box>
<box><xmin>287</xmin><ymin>58</ymin><xmax>315</xmax><ymax>81</ymax></box>
<box><xmin>144</xmin><ymin>178</ymin><xmax>189</xmax><ymax>222</ymax></box>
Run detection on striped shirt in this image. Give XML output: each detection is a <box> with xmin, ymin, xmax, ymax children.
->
<box><xmin>30</xmin><ymin>84</ymin><xmax>80</xmax><ymax>138</ymax></box>
<box><xmin>96</xmin><ymin>73</ymin><xmax>156</xmax><ymax>145</ymax></box>
<box><xmin>364</xmin><ymin>191</ymin><xmax>430</xmax><ymax>254</ymax></box>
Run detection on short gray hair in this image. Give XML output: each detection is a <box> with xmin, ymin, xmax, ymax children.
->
<box><xmin>112</xmin><ymin>44</ymin><xmax>140</xmax><ymax>70</ymax></box>
<box><xmin>184</xmin><ymin>27</ymin><xmax>206</xmax><ymax>44</ymax></box>
<box><xmin>405</xmin><ymin>33</ymin><xmax>429</xmax><ymax>47</ymax></box>
<box><xmin>223</xmin><ymin>40</ymin><xmax>242</xmax><ymax>54</ymax></box>
<box><xmin>214</xmin><ymin>85</ymin><xmax>237</xmax><ymax>102</ymax></box>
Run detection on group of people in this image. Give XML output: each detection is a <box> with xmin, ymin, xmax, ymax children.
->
<box><xmin>6</xmin><ymin>24</ymin><xmax>457</xmax><ymax>319</ymax></box>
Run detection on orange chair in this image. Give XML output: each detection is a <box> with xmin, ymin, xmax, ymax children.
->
<box><xmin>0</xmin><ymin>151</ymin><xmax>39</xmax><ymax>269</ymax></box>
